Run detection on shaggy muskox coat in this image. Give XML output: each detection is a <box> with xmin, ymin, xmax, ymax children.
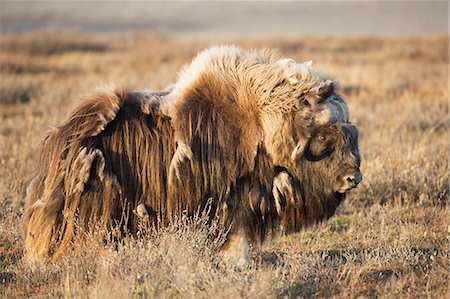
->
<box><xmin>23</xmin><ymin>88</ymin><xmax>359</xmax><ymax>261</ymax></box>
<box><xmin>23</xmin><ymin>46</ymin><xmax>360</xmax><ymax>261</ymax></box>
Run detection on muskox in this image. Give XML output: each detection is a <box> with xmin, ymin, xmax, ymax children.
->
<box><xmin>23</xmin><ymin>46</ymin><xmax>362</xmax><ymax>264</ymax></box>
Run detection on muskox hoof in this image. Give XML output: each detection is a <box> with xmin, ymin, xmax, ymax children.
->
<box><xmin>221</xmin><ymin>253</ymin><xmax>251</xmax><ymax>270</ymax></box>
<box><xmin>220</xmin><ymin>233</ymin><xmax>251</xmax><ymax>270</ymax></box>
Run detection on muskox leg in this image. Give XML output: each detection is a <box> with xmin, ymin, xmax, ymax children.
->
<box><xmin>220</xmin><ymin>230</ymin><xmax>250</xmax><ymax>268</ymax></box>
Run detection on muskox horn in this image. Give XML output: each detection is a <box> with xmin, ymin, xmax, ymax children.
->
<box><xmin>313</xmin><ymin>95</ymin><xmax>349</xmax><ymax>125</ymax></box>
<box><xmin>290</xmin><ymin>142</ymin><xmax>307</xmax><ymax>161</ymax></box>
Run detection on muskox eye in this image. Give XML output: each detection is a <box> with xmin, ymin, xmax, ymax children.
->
<box><xmin>318</xmin><ymin>135</ymin><xmax>326</xmax><ymax>141</ymax></box>
<box><xmin>299</xmin><ymin>98</ymin><xmax>310</xmax><ymax>107</ymax></box>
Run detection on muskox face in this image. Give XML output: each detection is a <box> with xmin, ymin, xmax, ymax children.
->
<box><xmin>290</xmin><ymin>122</ymin><xmax>362</xmax><ymax>201</ymax></box>
<box><xmin>305</xmin><ymin>123</ymin><xmax>361</xmax><ymax>192</ymax></box>
<box><xmin>273</xmin><ymin>122</ymin><xmax>362</xmax><ymax>233</ymax></box>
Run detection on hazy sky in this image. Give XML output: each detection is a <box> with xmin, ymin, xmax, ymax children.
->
<box><xmin>0</xmin><ymin>1</ymin><xmax>448</xmax><ymax>38</ymax></box>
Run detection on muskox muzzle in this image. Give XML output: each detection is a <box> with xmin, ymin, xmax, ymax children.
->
<box><xmin>337</xmin><ymin>169</ymin><xmax>363</xmax><ymax>193</ymax></box>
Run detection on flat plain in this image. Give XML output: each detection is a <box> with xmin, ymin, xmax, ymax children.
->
<box><xmin>0</xmin><ymin>31</ymin><xmax>448</xmax><ymax>297</ymax></box>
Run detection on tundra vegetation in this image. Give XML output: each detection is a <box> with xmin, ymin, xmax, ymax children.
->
<box><xmin>0</xmin><ymin>31</ymin><xmax>448</xmax><ymax>297</ymax></box>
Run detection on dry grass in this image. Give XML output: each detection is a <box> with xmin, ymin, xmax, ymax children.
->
<box><xmin>0</xmin><ymin>31</ymin><xmax>448</xmax><ymax>298</ymax></box>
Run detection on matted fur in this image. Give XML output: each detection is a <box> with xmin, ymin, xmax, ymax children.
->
<box><xmin>23</xmin><ymin>89</ymin><xmax>360</xmax><ymax>262</ymax></box>
<box><xmin>24</xmin><ymin>88</ymin><xmax>176</xmax><ymax>261</ymax></box>
<box><xmin>23</xmin><ymin>46</ymin><xmax>362</xmax><ymax>262</ymax></box>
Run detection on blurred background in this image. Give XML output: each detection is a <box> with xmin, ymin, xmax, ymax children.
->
<box><xmin>1</xmin><ymin>1</ymin><xmax>447</xmax><ymax>38</ymax></box>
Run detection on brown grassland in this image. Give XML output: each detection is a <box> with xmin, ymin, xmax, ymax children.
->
<box><xmin>0</xmin><ymin>31</ymin><xmax>448</xmax><ymax>298</ymax></box>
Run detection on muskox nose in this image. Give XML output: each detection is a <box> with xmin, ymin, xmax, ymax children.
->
<box><xmin>338</xmin><ymin>171</ymin><xmax>362</xmax><ymax>193</ymax></box>
<box><xmin>344</xmin><ymin>171</ymin><xmax>363</xmax><ymax>188</ymax></box>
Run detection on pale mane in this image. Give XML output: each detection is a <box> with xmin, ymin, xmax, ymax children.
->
<box><xmin>166</xmin><ymin>45</ymin><xmax>335</xmax><ymax>114</ymax></box>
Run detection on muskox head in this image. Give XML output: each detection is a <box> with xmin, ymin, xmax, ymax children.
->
<box><xmin>295</xmin><ymin>123</ymin><xmax>361</xmax><ymax>193</ymax></box>
<box><xmin>274</xmin><ymin>121</ymin><xmax>362</xmax><ymax>232</ymax></box>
